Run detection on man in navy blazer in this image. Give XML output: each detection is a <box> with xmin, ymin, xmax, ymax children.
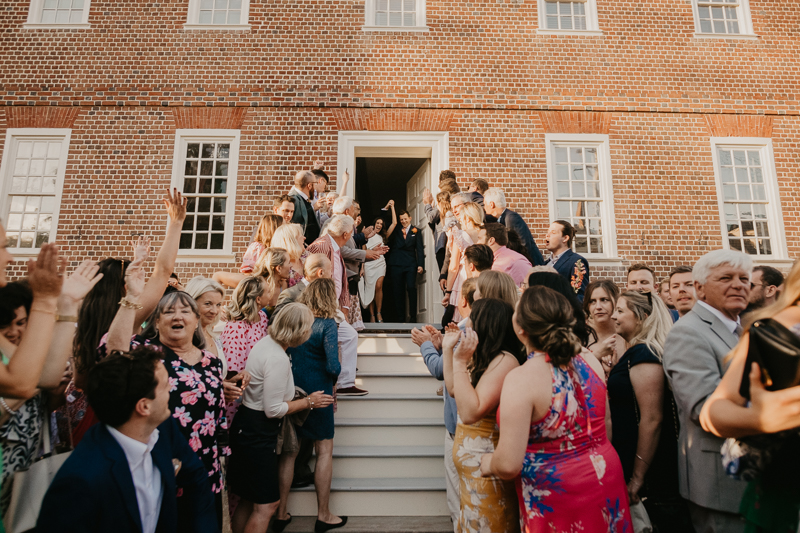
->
<box><xmin>544</xmin><ymin>219</ymin><xmax>590</xmax><ymax>302</ymax></box>
<box><xmin>37</xmin><ymin>347</ymin><xmax>218</xmax><ymax>533</ymax></box>
<box><xmin>483</xmin><ymin>188</ymin><xmax>545</xmax><ymax>266</ymax></box>
<box><xmin>387</xmin><ymin>209</ymin><xmax>425</xmax><ymax>322</ymax></box>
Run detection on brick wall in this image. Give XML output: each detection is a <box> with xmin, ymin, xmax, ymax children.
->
<box><xmin>1</xmin><ymin>0</ymin><xmax>798</xmax><ymax>286</ymax></box>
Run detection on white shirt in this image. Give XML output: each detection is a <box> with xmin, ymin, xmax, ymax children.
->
<box><xmin>547</xmin><ymin>249</ymin><xmax>567</xmax><ymax>266</ymax></box>
<box><xmin>107</xmin><ymin>426</ymin><xmax>163</xmax><ymax>533</ymax></box>
<box><xmin>242</xmin><ymin>335</ymin><xmax>295</xmax><ymax>418</ymax></box>
<box><xmin>291</xmin><ymin>186</ymin><xmax>309</xmax><ymax>201</ymax></box>
<box><xmin>329</xmin><ymin>235</ymin><xmax>343</xmax><ymax>301</ymax></box>
<box><xmin>695</xmin><ymin>300</ymin><xmax>742</xmax><ymax>335</ymax></box>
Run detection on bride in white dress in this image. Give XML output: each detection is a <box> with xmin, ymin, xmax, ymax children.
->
<box><xmin>359</xmin><ymin>200</ymin><xmax>397</xmax><ymax>322</ymax></box>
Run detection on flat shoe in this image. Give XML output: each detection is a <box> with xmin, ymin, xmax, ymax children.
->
<box><xmin>273</xmin><ymin>514</ymin><xmax>292</xmax><ymax>533</ymax></box>
<box><xmin>315</xmin><ymin>516</ymin><xmax>348</xmax><ymax>533</ymax></box>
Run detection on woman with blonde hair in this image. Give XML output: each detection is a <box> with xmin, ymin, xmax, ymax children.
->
<box><xmin>701</xmin><ymin>260</ymin><xmax>800</xmax><ymax>532</ymax></box>
<box><xmin>608</xmin><ymin>291</ymin><xmax>689</xmax><ymax>531</ymax></box>
<box><xmin>253</xmin><ymin>247</ymin><xmax>292</xmax><ymax>312</ymax></box>
<box><xmin>275</xmin><ymin>279</ymin><xmax>345</xmax><ymax>532</ymax></box>
<box><xmin>214</xmin><ymin>213</ymin><xmax>283</xmax><ymax>288</ymax></box>
<box><xmin>270</xmin><ymin>223</ymin><xmax>307</xmax><ymax>288</ymax></box>
<box><xmin>444</xmin><ymin>198</ymin><xmax>485</xmax><ymax>322</ymax></box>
<box><xmin>474</xmin><ymin>270</ymin><xmax>518</xmax><ymax>308</ymax></box>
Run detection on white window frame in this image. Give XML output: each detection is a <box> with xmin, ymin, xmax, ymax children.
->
<box><xmin>710</xmin><ymin>137</ymin><xmax>786</xmax><ymax>260</ymax></box>
<box><xmin>363</xmin><ymin>0</ymin><xmax>429</xmax><ymax>32</ymax></box>
<box><xmin>545</xmin><ymin>133</ymin><xmax>616</xmax><ymax>259</ymax></box>
<box><xmin>691</xmin><ymin>0</ymin><xmax>756</xmax><ymax>39</ymax></box>
<box><xmin>537</xmin><ymin>0</ymin><xmax>602</xmax><ymax>36</ymax></box>
<box><xmin>0</xmin><ymin>128</ymin><xmax>71</xmax><ymax>255</ymax></box>
<box><xmin>185</xmin><ymin>0</ymin><xmax>251</xmax><ymax>31</ymax></box>
<box><xmin>171</xmin><ymin>130</ymin><xmax>240</xmax><ymax>258</ymax></box>
<box><xmin>24</xmin><ymin>0</ymin><xmax>91</xmax><ymax>29</ymax></box>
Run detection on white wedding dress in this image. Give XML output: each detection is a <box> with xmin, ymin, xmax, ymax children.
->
<box><xmin>359</xmin><ymin>234</ymin><xmax>386</xmax><ymax>308</ymax></box>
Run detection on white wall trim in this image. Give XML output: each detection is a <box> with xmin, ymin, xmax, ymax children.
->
<box><xmin>363</xmin><ymin>0</ymin><xmax>427</xmax><ymax>31</ymax></box>
<box><xmin>691</xmin><ymin>0</ymin><xmax>756</xmax><ymax>37</ymax></box>
<box><xmin>185</xmin><ymin>0</ymin><xmax>250</xmax><ymax>27</ymax></box>
<box><xmin>26</xmin><ymin>0</ymin><xmax>91</xmax><ymax>27</ymax></box>
<box><xmin>537</xmin><ymin>0</ymin><xmax>600</xmax><ymax>32</ymax></box>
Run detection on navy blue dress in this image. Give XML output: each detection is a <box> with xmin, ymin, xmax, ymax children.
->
<box><xmin>287</xmin><ymin>317</ymin><xmax>340</xmax><ymax>440</ymax></box>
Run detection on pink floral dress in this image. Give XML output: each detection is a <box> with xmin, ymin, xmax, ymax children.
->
<box><xmin>220</xmin><ymin>310</ymin><xmax>269</xmax><ymax>424</ymax></box>
<box><xmin>240</xmin><ymin>241</ymin><xmax>266</xmax><ymax>274</ymax></box>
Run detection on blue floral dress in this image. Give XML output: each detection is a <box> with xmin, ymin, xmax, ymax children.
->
<box><xmin>508</xmin><ymin>353</ymin><xmax>631</xmax><ymax>532</ymax></box>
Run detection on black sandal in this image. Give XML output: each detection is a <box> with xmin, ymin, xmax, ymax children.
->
<box><xmin>273</xmin><ymin>514</ymin><xmax>293</xmax><ymax>533</ymax></box>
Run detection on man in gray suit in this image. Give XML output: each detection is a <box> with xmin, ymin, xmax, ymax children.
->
<box><xmin>663</xmin><ymin>249</ymin><xmax>753</xmax><ymax>533</ymax></box>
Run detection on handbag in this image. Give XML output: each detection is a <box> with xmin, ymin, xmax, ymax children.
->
<box><xmin>738</xmin><ymin>318</ymin><xmax>800</xmax><ymax>400</ymax></box>
<box><xmin>629</xmin><ymin>501</ymin><xmax>653</xmax><ymax>533</ymax></box>
<box><xmin>5</xmin><ymin>414</ymin><xmax>72</xmax><ymax>533</ymax></box>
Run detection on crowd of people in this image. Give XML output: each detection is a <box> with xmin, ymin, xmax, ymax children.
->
<box><xmin>0</xmin><ymin>163</ymin><xmax>797</xmax><ymax>533</ymax></box>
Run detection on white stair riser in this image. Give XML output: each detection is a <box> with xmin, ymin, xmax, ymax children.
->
<box><xmin>357</xmin><ymin>355</ymin><xmax>430</xmax><ymax>373</ymax></box>
<box><xmin>309</xmin><ymin>456</ymin><xmax>446</xmax><ymax>479</ymax></box>
<box><xmin>336</xmin><ymin>399</ymin><xmax>444</xmax><ymax>419</ymax></box>
<box><xmin>358</xmin><ymin>337</ymin><xmax>420</xmax><ymax>354</ymax></box>
<box><xmin>286</xmin><ymin>490</ymin><xmax>449</xmax><ymax>517</ymax></box>
<box><xmin>355</xmin><ymin>375</ymin><xmax>441</xmax><ymax>394</ymax></box>
<box><xmin>333</xmin><ymin>425</ymin><xmax>445</xmax><ymax>447</ymax></box>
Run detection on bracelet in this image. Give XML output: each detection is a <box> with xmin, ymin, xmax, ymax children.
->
<box><xmin>0</xmin><ymin>398</ymin><xmax>16</xmax><ymax>415</ymax></box>
<box><xmin>635</xmin><ymin>454</ymin><xmax>650</xmax><ymax>466</ymax></box>
<box><xmin>445</xmin><ymin>290</ymin><xmax>452</xmax><ymax>294</ymax></box>
<box><xmin>56</xmin><ymin>315</ymin><xmax>78</xmax><ymax>323</ymax></box>
<box><xmin>30</xmin><ymin>306</ymin><xmax>57</xmax><ymax>316</ymax></box>
<box><xmin>119</xmin><ymin>298</ymin><xmax>144</xmax><ymax>310</ymax></box>
<box><xmin>307</xmin><ymin>397</ymin><xmax>314</xmax><ymax>410</ymax></box>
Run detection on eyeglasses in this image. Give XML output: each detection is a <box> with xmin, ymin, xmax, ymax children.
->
<box><xmin>750</xmin><ymin>282</ymin><xmax>767</xmax><ymax>289</ymax></box>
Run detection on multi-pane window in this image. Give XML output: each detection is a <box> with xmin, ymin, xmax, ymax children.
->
<box><xmin>25</xmin><ymin>0</ymin><xmax>91</xmax><ymax>26</ymax></box>
<box><xmin>0</xmin><ymin>132</ymin><xmax>69</xmax><ymax>251</ymax></box>
<box><xmin>717</xmin><ymin>147</ymin><xmax>773</xmax><ymax>255</ymax></box>
<box><xmin>364</xmin><ymin>0</ymin><xmax>426</xmax><ymax>29</ymax></box>
<box><xmin>693</xmin><ymin>0</ymin><xmax>754</xmax><ymax>35</ymax></box>
<box><xmin>172</xmin><ymin>132</ymin><xmax>239</xmax><ymax>254</ymax></box>
<box><xmin>186</xmin><ymin>0</ymin><xmax>250</xmax><ymax>26</ymax></box>
<box><xmin>544</xmin><ymin>1</ymin><xmax>587</xmax><ymax>30</ymax></box>
<box><xmin>553</xmin><ymin>145</ymin><xmax>603</xmax><ymax>254</ymax></box>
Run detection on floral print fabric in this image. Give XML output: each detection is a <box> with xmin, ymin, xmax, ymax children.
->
<box><xmin>512</xmin><ymin>353</ymin><xmax>631</xmax><ymax>532</ymax></box>
<box><xmin>453</xmin><ymin>414</ymin><xmax>520</xmax><ymax>533</ymax></box>
<box><xmin>220</xmin><ymin>310</ymin><xmax>269</xmax><ymax>424</ymax></box>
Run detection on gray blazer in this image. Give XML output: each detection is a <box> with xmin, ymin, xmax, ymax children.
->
<box><xmin>662</xmin><ymin>303</ymin><xmax>747</xmax><ymax>513</ymax></box>
<box><xmin>273</xmin><ymin>282</ymin><xmax>307</xmax><ymax>319</ymax></box>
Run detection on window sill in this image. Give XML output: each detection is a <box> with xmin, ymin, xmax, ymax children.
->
<box><xmin>536</xmin><ymin>29</ymin><xmax>603</xmax><ymax>37</ymax></box>
<box><xmin>175</xmin><ymin>253</ymin><xmax>237</xmax><ymax>263</ymax></box>
<box><xmin>581</xmin><ymin>256</ymin><xmax>623</xmax><ymax>267</ymax></box>
<box><xmin>693</xmin><ymin>32</ymin><xmax>758</xmax><ymax>40</ymax></box>
<box><xmin>751</xmin><ymin>258</ymin><xmax>794</xmax><ymax>268</ymax></box>
<box><xmin>361</xmin><ymin>25</ymin><xmax>430</xmax><ymax>32</ymax></box>
<box><xmin>183</xmin><ymin>24</ymin><xmax>251</xmax><ymax>31</ymax></box>
<box><xmin>22</xmin><ymin>23</ymin><xmax>91</xmax><ymax>30</ymax></box>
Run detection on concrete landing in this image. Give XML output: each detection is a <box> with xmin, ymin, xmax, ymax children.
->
<box><xmin>280</xmin><ymin>516</ymin><xmax>453</xmax><ymax>533</ymax></box>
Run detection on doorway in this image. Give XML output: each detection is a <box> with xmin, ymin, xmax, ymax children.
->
<box><xmin>337</xmin><ymin>131</ymin><xmax>449</xmax><ymax>325</ymax></box>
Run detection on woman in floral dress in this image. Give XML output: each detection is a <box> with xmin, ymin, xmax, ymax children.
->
<box><xmin>443</xmin><ymin>298</ymin><xmax>524</xmax><ymax>533</ymax></box>
<box><xmin>105</xmin><ymin>275</ymin><xmax>228</xmax><ymax>531</ymax></box>
<box><xmin>481</xmin><ymin>286</ymin><xmax>631</xmax><ymax>532</ymax></box>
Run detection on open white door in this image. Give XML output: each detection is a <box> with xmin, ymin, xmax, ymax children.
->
<box><xmin>406</xmin><ymin>160</ymin><xmax>440</xmax><ymax>324</ymax></box>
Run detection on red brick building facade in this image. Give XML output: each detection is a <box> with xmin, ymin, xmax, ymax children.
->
<box><xmin>1</xmin><ymin>0</ymin><xmax>798</xmax><ymax>288</ymax></box>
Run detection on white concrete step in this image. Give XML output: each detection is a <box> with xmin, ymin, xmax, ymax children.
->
<box><xmin>355</xmin><ymin>372</ymin><xmax>441</xmax><ymax>394</ymax></box>
<box><xmin>334</xmin><ymin>418</ymin><xmax>444</xmax><ymax>447</ymax></box>
<box><xmin>356</xmin><ymin>354</ymin><xmax>431</xmax><ymax>373</ymax></box>
<box><xmin>358</xmin><ymin>333</ymin><xmax>420</xmax><ymax>355</ymax></box>
<box><xmin>287</xmin><ymin>478</ymin><xmax>448</xmax><ymax>517</ymax></box>
<box><xmin>336</xmin><ymin>394</ymin><xmax>444</xmax><ymax>419</ymax></box>
<box><xmin>313</xmin><ymin>446</ymin><xmax>445</xmax><ymax>479</ymax></box>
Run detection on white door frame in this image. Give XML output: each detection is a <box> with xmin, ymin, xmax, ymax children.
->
<box><xmin>337</xmin><ymin>131</ymin><xmax>449</xmax><ymax>324</ymax></box>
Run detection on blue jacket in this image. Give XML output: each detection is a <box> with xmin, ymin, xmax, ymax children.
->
<box><xmin>551</xmin><ymin>249</ymin><xmax>590</xmax><ymax>302</ymax></box>
<box><xmin>420</xmin><ymin>341</ymin><xmax>457</xmax><ymax>435</ymax></box>
<box><xmin>37</xmin><ymin>418</ymin><xmax>218</xmax><ymax>533</ymax></box>
<box><xmin>386</xmin><ymin>225</ymin><xmax>425</xmax><ymax>270</ymax></box>
<box><xmin>498</xmin><ymin>209</ymin><xmax>544</xmax><ymax>266</ymax></box>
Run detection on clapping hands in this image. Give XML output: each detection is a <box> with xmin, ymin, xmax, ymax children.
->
<box><xmin>59</xmin><ymin>260</ymin><xmax>104</xmax><ymax>304</ymax></box>
<box><xmin>453</xmin><ymin>328</ymin><xmax>478</xmax><ymax>364</ymax></box>
<box><xmin>27</xmin><ymin>244</ymin><xmax>64</xmax><ymax>300</ymax></box>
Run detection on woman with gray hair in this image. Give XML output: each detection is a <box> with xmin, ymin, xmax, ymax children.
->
<box><xmin>228</xmin><ymin>303</ymin><xmax>336</xmax><ymax>533</ymax></box>
<box><xmin>105</xmin><ymin>269</ymin><xmax>229</xmax><ymax>530</ymax></box>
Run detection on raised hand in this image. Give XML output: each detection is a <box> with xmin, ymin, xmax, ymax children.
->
<box><xmin>442</xmin><ymin>327</ymin><xmax>461</xmax><ymax>353</ymax></box>
<box><xmin>384</xmin><ymin>199</ymin><xmax>395</xmax><ymax>210</ymax></box>
<box><xmin>130</xmin><ymin>235</ymin><xmax>151</xmax><ymax>268</ymax></box>
<box><xmin>453</xmin><ymin>328</ymin><xmax>478</xmax><ymax>363</ymax></box>
<box><xmin>124</xmin><ymin>264</ymin><xmax>146</xmax><ymax>300</ymax></box>
<box><xmin>422</xmin><ymin>188</ymin><xmax>433</xmax><ymax>205</ymax></box>
<box><xmin>164</xmin><ymin>188</ymin><xmax>187</xmax><ymax>224</ymax></box>
<box><xmin>363</xmin><ymin>226</ymin><xmax>376</xmax><ymax>239</ymax></box>
<box><xmin>59</xmin><ymin>259</ymin><xmax>104</xmax><ymax>304</ymax></box>
<box><xmin>27</xmin><ymin>243</ymin><xmax>64</xmax><ymax>300</ymax></box>
<box><xmin>313</xmin><ymin>160</ymin><xmax>325</xmax><ymax>170</ymax></box>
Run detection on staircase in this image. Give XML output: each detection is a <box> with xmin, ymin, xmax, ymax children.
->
<box><xmin>287</xmin><ymin>324</ymin><xmax>449</xmax><ymax>519</ymax></box>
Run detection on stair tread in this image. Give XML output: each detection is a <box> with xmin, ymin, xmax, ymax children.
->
<box><xmin>356</xmin><ymin>352</ymin><xmax>423</xmax><ymax>356</ymax></box>
<box><xmin>293</xmin><ymin>477</ymin><xmax>447</xmax><ymax>492</ymax></box>
<box><xmin>358</xmin><ymin>333</ymin><xmax>413</xmax><ymax>338</ymax></box>
<box><xmin>337</xmin><ymin>393</ymin><xmax>442</xmax><ymax>401</ymax></box>
<box><xmin>356</xmin><ymin>371</ymin><xmax>437</xmax><ymax>377</ymax></box>
<box><xmin>335</xmin><ymin>417</ymin><xmax>444</xmax><ymax>427</ymax></box>
<box><xmin>333</xmin><ymin>445</ymin><xmax>443</xmax><ymax>457</ymax></box>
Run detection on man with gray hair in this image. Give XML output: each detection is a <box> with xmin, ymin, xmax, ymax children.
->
<box><xmin>288</xmin><ymin>169</ymin><xmax>321</xmax><ymax>242</ymax></box>
<box><xmin>308</xmin><ymin>214</ymin><xmax>367</xmax><ymax>396</ymax></box>
<box><xmin>663</xmin><ymin>249</ymin><xmax>752</xmax><ymax>532</ymax></box>
<box><xmin>483</xmin><ymin>187</ymin><xmax>544</xmax><ymax>266</ymax></box>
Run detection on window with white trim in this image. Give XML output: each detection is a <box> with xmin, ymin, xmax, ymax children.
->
<box><xmin>186</xmin><ymin>0</ymin><xmax>250</xmax><ymax>27</ymax></box>
<box><xmin>0</xmin><ymin>130</ymin><xmax>70</xmax><ymax>251</ymax></box>
<box><xmin>711</xmin><ymin>139</ymin><xmax>784</xmax><ymax>257</ymax></box>
<box><xmin>364</xmin><ymin>0</ymin><xmax>427</xmax><ymax>30</ymax></box>
<box><xmin>546</xmin><ymin>134</ymin><xmax>615</xmax><ymax>257</ymax></box>
<box><xmin>692</xmin><ymin>0</ymin><xmax>754</xmax><ymax>36</ymax></box>
<box><xmin>25</xmin><ymin>0</ymin><xmax>91</xmax><ymax>27</ymax></box>
<box><xmin>538</xmin><ymin>0</ymin><xmax>600</xmax><ymax>33</ymax></box>
<box><xmin>172</xmin><ymin>131</ymin><xmax>239</xmax><ymax>254</ymax></box>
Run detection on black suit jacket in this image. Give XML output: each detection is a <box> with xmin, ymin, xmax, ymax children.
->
<box><xmin>37</xmin><ymin>418</ymin><xmax>218</xmax><ymax>533</ymax></box>
<box><xmin>387</xmin><ymin>225</ymin><xmax>425</xmax><ymax>270</ymax></box>
<box><xmin>498</xmin><ymin>209</ymin><xmax>544</xmax><ymax>266</ymax></box>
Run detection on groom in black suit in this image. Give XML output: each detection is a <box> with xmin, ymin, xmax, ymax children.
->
<box><xmin>387</xmin><ymin>210</ymin><xmax>425</xmax><ymax>322</ymax></box>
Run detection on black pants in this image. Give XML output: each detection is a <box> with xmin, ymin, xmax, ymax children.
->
<box><xmin>441</xmin><ymin>304</ymin><xmax>456</xmax><ymax>330</ymax></box>
<box><xmin>435</xmin><ymin>248</ymin><xmax>446</xmax><ymax>273</ymax></box>
<box><xmin>388</xmin><ymin>266</ymin><xmax>417</xmax><ymax>322</ymax></box>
